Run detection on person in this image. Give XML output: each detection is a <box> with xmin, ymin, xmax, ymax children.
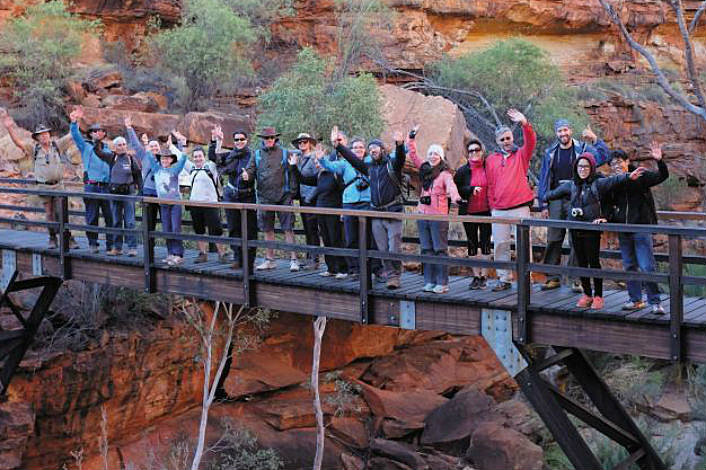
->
<box><xmin>242</xmin><ymin>127</ymin><xmax>299</xmax><ymax>272</ymax></box>
<box><xmin>606</xmin><ymin>142</ymin><xmax>669</xmax><ymax>314</ymax></box>
<box><xmin>92</xmin><ymin>136</ymin><xmax>142</xmax><ymax>256</ymax></box>
<box><xmin>1</xmin><ymin>109</ymin><xmax>79</xmax><ymax>249</ymax></box>
<box><xmin>407</xmin><ymin>136</ymin><xmax>462</xmax><ymax>294</ymax></box>
<box><xmin>485</xmin><ymin>109</ymin><xmax>536</xmax><ymax>292</ymax></box>
<box><xmin>538</xmin><ymin>119</ymin><xmax>610</xmax><ymax>291</ymax></box>
<box><xmin>124</xmin><ymin>116</ymin><xmax>161</xmax><ymax>232</ymax></box>
<box><xmin>332</xmin><ymin>127</ymin><xmax>406</xmax><ymax>289</ymax></box>
<box><xmin>545</xmin><ymin>152</ymin><xmax>646</xmax><ymax>310</ymax></box>
<box><xmin>292</xmin><ymin>133</ymin><xmax>322</xmax><ymax>270</ymax></box>
<box><xmin>289</xmin><ymin>145</ymin><xmax>347</xmax><ymax>278</ymax></box>
<box><xmin>209</xmin><ymin>126</ymin><xmax>257</xmax><ymax>270</ymax></box>
<box><xmin>319</xmin><ymin>134</ymin><xmax>382</xmax><ymax>281</ymax></box>
<box><xmin>181</xmin><ymin>145</ymin><xmax>229</xmax><ymax>264</ymax></box>
<box><xmin>454</xmin><ymin>139</ymin><xmax>492</xmax><ymax>290</ymax></box>
<box><xmin>69</xmin><ymin>106</ymin><xmax>114</xmax><ymax>253</ymax></box>
<box><xmin>151</xmin><ymin>138</ymin><xmax>188</xmax><ymax>266</ymax></box>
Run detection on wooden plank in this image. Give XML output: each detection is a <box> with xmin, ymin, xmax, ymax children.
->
<box><xmin>415</xmin><ymin>300</ymin><xmax>480</xmax><ymax>335</ymax></box>
<box><xmin>254</xmin><ymin>282</ymin><xmax>358</xmax><ymax>322</ymax></box>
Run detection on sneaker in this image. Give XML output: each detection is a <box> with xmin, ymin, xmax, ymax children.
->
<box><xmin>69</xmin><ymin>237</ymin><xmax>80</xmax><ymax>250</ymax></box>
<box><xmin>469</xmin><ymin>277</ymin><xmax>480</xmax><ymax>290</ymax></box>
<box><xmin>319</xmin><ymin>271</ymin><xmax>333</xmax><ymax>277</ymax></box>
<box><xmin>107</xmin><ymin>248</ymin><xmax>121</xmax><ymax>257</ymax></box>
<box><xmin>335</xmin><ymin>273</ymin><xmax>349</xmax><ymax>280</ymax></box>
<box><xmin>622</xmin><ymin>300</ymin><xmax>647</xmax><ymax>311</ymax></box>
<box><xmin>194</xmin><ymin>252</ymin><xmax>208</xmax><ymax>264</ymax></box>
<box><xmin>432</xmin><ymin>285</ymin><xmax>449</xmax><ymax>294</ymax></box>
<box><xmin>126</xmin><ymin>249</ymin><xmax>138</xmax><ymax>257</ymax></box>
<box><xmin>374</xmin><ymin>273</ymin><xmax>387</xmax><ymax>284</ymax></box>
<box><xmin>290</xmin><ymin>260</ymin><xmax>301</xmax><ymax>272</ymax></box>
<box><xmin>303</xmin><ymin>261</ymin><xmax>319</xmax><ymax>271</ymax></box>
<box><xmin>576</xmin><ymin>295</ymin><xmax>593</xmax><ymax>308</ymax></box>
<box><xmin>541</xmin><ymin>279</ymin><xmax>561</xmax><ymax>291</ymax></box>
<box><xmin>218</xmin><ymin>252</ymin><xmax>230</xmax><ymax>263</ymax></box>
<box><xmin>89</xmin><ymin>245</ymin><xmax>100</xmax><ymax>254</ymax></box>
<box><xmin>479</xmin><ymin>276</ymin><xmax>487</xmax><ymax>289</ymax></box>
<box><xmin>386</xmin><ymin>277</ymin><xmax>400</xmax><ymax>289</ymax></box>
<box><xmin>48</xmin><ymin>237</ymin><xmax>58</xmax><ymax>249</ymax></box>
<box><xmin>423</xmin><ymin>283</ymin><xmax>435</xmax><ymax>292</ymax></box>
<box><xmin>651</xmin><ymin>304</ymin><xmax>666</xmax><ymax>315</ymax></box>
<box><xmin>168</xmin><ymin>256</ymin><xmax>184</xmax><ymax>266</ymax></box>
<box><xmin>590</xmin><ymin>296</ymin><xmax>604</xmax><ymax>310</ymax></box>
<box><xmin>492</xmin><ymin>281</ymin><xmax>511</xmax><ymax>292</ymax></box>
<box><xmin>571</xmin><ymin>281</ymin><xmax>584</xmax><ymax>293</ymax></box>
<box><xmin>255</xmin><ymin>259</ymin><xmax>277</xmax><ymax>271</ymax></box>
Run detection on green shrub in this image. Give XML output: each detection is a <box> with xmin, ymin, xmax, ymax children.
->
<box><xmin>206</xmin><ymin>418</ymin><xmax>283</xmax><ymax>470</ymax></box>
<box><xmin>0</xmin><ymin>1</ymin><xmax>101</xmax><ymax>128</ymax></box>
<box><xmin>257</xmin><ymin>47</ymin><xmax>384</xmax><ymax>144</ymax></box>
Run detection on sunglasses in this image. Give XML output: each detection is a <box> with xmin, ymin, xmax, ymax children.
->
<box><xmin>233</xmin><ymin>138</ymin><xmax>246</xmax><ymax>142</ymax></box>
<box><xmin>468</xmin><ymin>147</ymin><xmax>481</xmax><ymax>153</ymax></box>
<box><xmin>499</xmin><ymin>136</ymin><xmax>512</xmax><ymax>142</ymax></box>
<box><xmin>264</xmin><ymin>136</ymin><xmax>276</xmax><ymax>141</ymax></box>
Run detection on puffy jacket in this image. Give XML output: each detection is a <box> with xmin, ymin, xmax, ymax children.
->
<box><xmin>70</xmin><ymin>122</ymin><xmax>110</xmax><ymax>183</ymax></box>
<box><xmin>338</xmin><ymin>142</ymin><xmax>406</xmax><ymax>212</ymax></box>
<box><xmin>537</xmin><ymin>138</ymin><xmax>609</xmax><ymax>210</ymax></box>
<box><xmin>208</xmin><ymin>141</ymin><xmax>254</xmax><ymax>201</ymax></box>
<box><xmin>605</xmin><ymin>160</ymin><xmax>668</xmax><ymax>225</ymax></box>
<box><xmin>320</xmin><ymin>145</ymin><xmax>371</xmax><ymax>204</ymax></box>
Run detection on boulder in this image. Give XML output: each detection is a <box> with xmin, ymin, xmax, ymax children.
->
<box><xmin>0</xmin><ymin>400</ymin><xmax>34</xmax><ymax>470</ymax></box>
<box><xmin>134</xmin><ymin>92</ymin><xmax>168</xmax><ymax>111</ymax></box>
<box><xmin>367</xmin><ymin>457</ymin><xmax>413</xmax><ymax>470</ymax></box>
<box><xmin>380</xmin><ymin>85</ymin><xmax>472</xmax><ymax>171</ymax></box>
<box><xmin>101</xmin><ymin>93</ymin><xmax>163</xmax><ymax>113</ymax></box>
<box><xmin>82</xmin><ymin>66</ymin><xmax>122</xmax><ymax>92</ymax></box>
<box><xmin>370</xmin><ymin>438</ymin><xmax>428</xmax><ymax>470</ymax></box>
<box><xmin>467</xmin><ymin>422</ymin><xmax>544</xmax><ymax>470</ymax></box>
<box><xmin>341</xmin><ymin>452</ymin><xmax>366</xmax><ymax>470</ymax></box>
<box><xmin>421</xmin><ymin>389</ymin><xmax>497</xmax><ymax>453</ymax></box>
<box><xmin>70</xmin><ymin>106</ymin><xmax>181</xmax><ymax>140</ymax></box>
<box><xmin>329</xmin><ymin>416</ymin><xmax>369</xmax><ymax>449</ymax></box>
<box><xmin>178</xmin><ymin>111</ymin><xmax>254</xmax><ymax>147</ymax></box>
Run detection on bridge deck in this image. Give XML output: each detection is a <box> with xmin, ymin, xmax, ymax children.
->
<box><xmin>2</xmin><ymin>227</ymin><xmax>706</xmax><ymax>362</ymax></box>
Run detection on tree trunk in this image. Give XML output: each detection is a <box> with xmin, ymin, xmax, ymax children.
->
<box><xmin>311</xmin><ymin>316</ymin><xmax>327</xmax><ymax>470</ymax></box>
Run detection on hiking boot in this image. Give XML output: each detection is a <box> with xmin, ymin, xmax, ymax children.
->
<box><xmin>255</xmin><ymin>259</ymin><xmax>276</xmax><ymax>270</ymax></box>
<box><xmin>571</xmin><ymin>281</ymin><xmax>583</xmax><ymax>293</ymax></box>
<box><xmin>194</xmin><ymin>252</ymin><xmax>208</xmax><ymax>264</ymax></box>
<box><xmin>479</xmin><ymin>276</ymin><xmax>487</xmax><ymax>289</ymax></box>
<box><xmin>576</xmin><ymin>295</ymin><xmax>593</xmax><ymax>308</ymax></box>
<box><xmin>432</xmin><ymin>284</ymin><xmax>449</xmax><ymax>294</ymax></box>
<box><xmin>48</xmin><ymin>236</ymin><xmax>58</xmax><ymax>249</ymax></box>
<box><xmin>126</xmin><ymin>248</ymin><xmax>138</xmax><ymax>257</ymax></box>
<box><xmin>218</xmin><ymin>252</ymin><xmax>230</xmax><ymax>263</ymax></box>
<box><xmin>335</xmin><ymin>272</ymin><xmax>349</xmax><ymax>280</ymax></box>
<box><xmin>69</xmin><ymin>237</ymin><xmax>80</xmax><ymax>249</ymax></box>
<box><xmin>541</xmin><ymin>279</ymin><xmax>561</xmax><ymax>291</ymax></box>
<box><xmin>386</xmin><ymin>276</ymin><xmax>400</xmax><ymax>289</ymax></box>
<box><xmin>622</xmin><ymin>300</ymin><xmax>646</xmax><ymax>311</ymax></box>
<box><xmin>231</xmin><ymin>261</ymin><xmax>242</xmax><ymax>270</ymax></box>
<box><xmin>469</xmin><ymin>276</ymin><xmax>481</xmax><ymax>290</ymax></box>
<box><xmin>423</xmin><ymin>283</ymin><xmax>435</xmax><ymax>292</ymax></box>
<box><xmin>590</xmin><ymin>296</ymin><xmax>604</xmax><ymax>310</ymax></box>
<box><xmin>290</xmin><ymin>260</ymin><xmax>301</xmax><ymax>272</ymax></box>
<box><xmin>492</xmin><ymin>281</ymin><xmax>511</xmax><ymax>292</ymax></box>
<box><xmin>651</xmin><ymin>304</ymin><xmax>666</xmax><ymax>315</ymax></box>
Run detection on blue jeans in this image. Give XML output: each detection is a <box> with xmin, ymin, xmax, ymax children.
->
<box><xmin>111</xmin><ymin>199</ymin><xmax>136</xmax><ymax>250</ymax></box>
<box><xmin>343</xmin><ymin>202</ymin><xmax>381</xmax><ymax>275</ymax></box>
<box><xmin>417</xmin><ymin>219</ymin><xmax>449</xmax><ymax>286</ymax></box>
<box><xmin>619</xmin><ymin>232</ymin><xmax>661</xmax><ymax>305</ymax></box>
<box><xmin>84</xmin><ymin>183</ymin><xmax>113</xmax><ymax>249</ymax></box>
<box><xmin>160</xmin><ymin>204</ymin><xmax>183</xmax><ymax>257</ymax></box>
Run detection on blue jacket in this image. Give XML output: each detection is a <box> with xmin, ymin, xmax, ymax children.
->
<box><xmin>70</xmin><ymin>122</ymin><xmax>111</xmax><ymax>183</ymax></box>
<box><xmin>320</xmin><ymin>145</ymin><xmax>371</xmax><ymax>205</ymax></box>
<box><xmin>537</xmin><ymin>138</ymin><xmax>609</xmax><ymax>210</ymax></box>
<box><xmin>151</xmin><ymin>146</ymin><xmax>188</xmax><ymax>199</ymax></box>
<box><xmin>126</xmin><ymin>127</ymin><xmax>157</xmax><ymax>195</ymax></box>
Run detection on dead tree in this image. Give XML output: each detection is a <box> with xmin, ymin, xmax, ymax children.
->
<box><xmin>311</xmin><ymin>316</ymin><xmax>327</xmax><ymax>470</ymax></box>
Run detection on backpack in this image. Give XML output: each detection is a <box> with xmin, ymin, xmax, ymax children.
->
<box><xmin>570</xmin><ymin>179</ymin><xmax>603</xmax><ymax>221</ymax></box>
<box><xmin>33</xmin><ymin>142</ymin><xmax>64</xmax><ymax>183</ymax></box>
<box><xmin>190</xmin><ymin>165</ymin><xmax>222</xmax><ymax>200</ymax></box>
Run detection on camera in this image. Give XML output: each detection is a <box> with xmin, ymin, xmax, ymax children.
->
<box><xmin>420</xmin><ymin>195</ymin><xmax>432</xmax><ymax>205</ymax></box>
<box><xmin>355</xmin><ymin>178</ymin><xmax>369</xmax><ymax>191</ymax></box>
<box><xmin>571</xmin><ymin>207</ymin><xmax>584</xmax><ymax>219</ymax></box>
<box><xmin>409</xmin><ymin>125</ymin><xmax>420</xmax><ymax>139</ymax></box>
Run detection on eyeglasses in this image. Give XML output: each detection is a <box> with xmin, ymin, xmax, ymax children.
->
<box><xmin>233</xmin><ymin>138</ymin><xmax>246</xmax><ymax>142</ymax></box>
<box><xmin>352</xmin><ymin>146</ymin><xmax>365</xmax><ymax>150</ymax></box>
<box><xmin>468</xmin><ymin>147</ymin><xmax>481</xmax><ymax>153</ymax></box>
<box><xmin>609</xmin><ymin>160</ymin><xmax>625</xmax><ymax>167</ymax></box>
<box><xmin>298</xmin><ymin>141</ymin><xmax>309</xmax><ymax>145</ymax></box>
<box><xmin>577</xmin><ymin>164</ymin><xmax>591</xmax><ymax>169</ymax></box>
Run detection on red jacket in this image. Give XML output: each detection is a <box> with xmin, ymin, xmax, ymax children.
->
<box><xmin>485</xmin><ymin>123</ymin><xmax>536</xmax><ymax>210</ymax></box>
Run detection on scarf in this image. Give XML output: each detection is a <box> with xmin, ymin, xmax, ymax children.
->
<box><xmin>420</xmin><ymin>161</ymin><xmax>446</xmax><ymax>191</ymax></box>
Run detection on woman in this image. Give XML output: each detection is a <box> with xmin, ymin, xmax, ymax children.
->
<box><xmin>292</xmin><ymin>133</ymin><xmax>322</xmax><ymax>270</ymax></box>
<box><xmin>454</xmin><ymin>139</ymin><xmax>492</xmax><ymax>290</ymax></box>
<box><xmin>545</xmin><ymin>152</ymin><xmax>645</xmax><ymax>310</ymax></box>
<box><xmin>407</xmin><ymin>135</ymin><xmax>462</xmax><ymax>294</ymax></box>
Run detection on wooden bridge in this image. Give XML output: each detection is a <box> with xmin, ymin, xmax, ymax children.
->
<box><xmin>1</xmin><ymin>180</ymin><xmax>705</xmax><ymax>470</ymax></box>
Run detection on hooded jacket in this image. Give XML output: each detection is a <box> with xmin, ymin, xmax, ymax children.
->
<box><xmin>208</xmin><ymin>141</ymin><xmax>255</xmax><ymax>201</ymax></box>
<box><xmin>545</xmin><ymin>153</ymin><xmax>629</xmax><ymax>222</ymax></box>
<box><xmin>605</xmin><ymin>160</ymin><xmax>668</xmax><ymax>225</ymax></box>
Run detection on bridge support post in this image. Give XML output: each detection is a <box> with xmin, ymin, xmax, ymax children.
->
<box><xmin>58</xmin><ymin>196</ymin><xmax>72</xmax><ymax>280</ymax></box>
<box><xmin>516</xmin><ymin>224</ymin><xmax>530</xmax><ymax>344</ymax></box>
<box><xmin>142</xmin><ymin>201</ymin><xmax>156</xmax><ymax>293</ymax></box>
<box><xmin>358</xmin><ymin>216</ymin><xmax>370</xmax><ymax>324</ymax></box>
<box><xmin>240</xmin><ymin>208</ymin><xmax>253</xmax><ymax>307</ymax></box>
<box><xmin>515</xmin><ymin>345</ymin><xmax>666</xmax><ymax>470</ymax></box>
<box><xmin>668</xmin><ymin>234</ymin><xmax>683</xmax><ymax>362</ymax></box>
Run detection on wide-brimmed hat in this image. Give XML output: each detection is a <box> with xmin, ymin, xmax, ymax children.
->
<box><xmin>88</xmin><ymin>123</ymin><xmax>105</xmax><ymax>133</ymax></box>
<box><xmin>158</xmin><ymin>148</ymin><xmax>178</xmax><ymax>163</ymax></box>
<box><xmin>257</xmin><ymin>127</ymin><xmax>281</xmax><ymax>138</ymax></box>
<box><xmin>291</xmin><ymin>132</ymin><xmax>317</xmax><ymax>146</ymax></box>
<box><xmin>31</xmin><ymin>124</ymin><xmax>52</xmax><ymax>139</ymax></box>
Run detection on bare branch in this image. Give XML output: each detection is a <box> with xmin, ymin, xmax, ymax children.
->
<box><xmin>597</xmin><ymin>0</ymin><xmax>706</xmax><ymax>122</ymax></box>
<box><xmin>671</xmin><ymin>0</ymin><xmax>706</xmax><ymax>109</ymax></box>
<box><xmin>689</xmin><ymin>0</ymin><xmax>706</xmax><ymax>32</ymax></box>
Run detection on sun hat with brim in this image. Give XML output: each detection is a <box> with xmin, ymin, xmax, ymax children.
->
<box><xmin>256</xmin><ymin>127</ymin><xmax>281</xmax><ymax>138</ymax></box>
<box><xmin>158</xmin><ymin>148</ymin><xmax>178</xmax><ymax>163</ymax></box>
<box><xmin>88</xmin><ymin>123</ymin><xmax>105</xmax><ymax>133</ymax></box>
<box><xmin>31</xmin><ymin>124</ymin><xmax>52</xmax><ymax>139</ymax></box>
<box><xmin>291</xmin><ymin>132</ymin><xmax>317</xmax><ymax>146</ymax></box>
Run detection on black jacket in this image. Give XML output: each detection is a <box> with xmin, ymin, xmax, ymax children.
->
<box><xmin>605</xmin><ymin>160</ymin><xmax>668</xmax><ymax>225</ymax></box>
<box><xmin>290</xmin><ymin>158</ymin><xmax>343</xmax><ymax>209</ymax></box>
<box><xmin>208</xmin><ymin>141</ymin><xmax>255</xmax><ymax>201</ymax></box>
<box><xmin>453</xmin><ymin>162</ymin><xmax>482</xmax><ymax>215</ymax></box>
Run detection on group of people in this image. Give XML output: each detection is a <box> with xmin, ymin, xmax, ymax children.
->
<box><xmin>0</xmin><ymin>105</ymin><xmax>669</xmax><ymax>313</ymax></box>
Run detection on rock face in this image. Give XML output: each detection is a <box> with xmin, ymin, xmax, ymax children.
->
<box><xmin>467</xmin><ymin>421</ymin><xmax>544</xmax><ymax>470</ymax></box>
<box><xmin>0</xmin><ymin>401</ymin><xmax>34</xmax><ymax>470</ymax></box>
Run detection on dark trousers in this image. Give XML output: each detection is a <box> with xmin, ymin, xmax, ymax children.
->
<box><xmin>301</xmin><ymin>200</ymin><xmax>321</xmax><ymax>263</ymax></box>
<box><xmin>342</xmin><ymin>202</ymin><xmax>381</xmax><ymax>275</ymax></box>
<box><xmin>224</xmin><ymin>190</ymin><xmax>257</xmax><ymax>270</ymax></box>
<box><xmin>160</xmin><ymin>204</ymin><xmax>183</xmax><ymax>257</ymax></box>
<box><xmin>571</xmin><ymin>230</ymin><xmax>602</xmax><ymax>297</ymax></box>
<box><xmin>462</xmin><ymin>210</ymin><xmax>492</xmax><ymax>256</ymax></box>
<box><xmin>318</xmin><ymin>213</ymin><xmax>346</xmax><ymax>274</ymax></box>
<box><xmin>84</xmin><ymin>183</ymin><xmax>114</xmax><ymax>249</ymax></box>
<box><xmin>544</xmin><ymin>198</ymin><xmax>577</xmax><ymax>281</ymax></box>
<box><xmin>142</xmin><ymin>189</ymin><xmax>160</xmax><ymax>233</ymax></box>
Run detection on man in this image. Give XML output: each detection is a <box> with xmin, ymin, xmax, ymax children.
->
<box><xmin>606</xmin><ymin>142</ymin><xmax>668</xmax><ymax>314</ymax></box>
<box><xmin>69</xmin><ymin>106</ymin><xmax>114</xmax><ymax>253</ymax></box>
<box><xmin>333</xmin><ymin>127</ymin><xmax>406</xmax><ymax>289</ymax></box>
<box><xmin>1</xmin><ymin>108</ymin><xmax>79</xmax><ymax>249</ymax></box>
<box><xmin>209</xmin><ymin>125</ymin><xmax>257</xmax><ymax>270</ymax></box>
<box><xmin>537</xmin><ymin>120</ymin><xmax>610</xmax><ymax>291</ymax></box>
<box><xmin>292</xmin><ymin>132</ymin><xmax>322</xmax><ymax>270</ymax></box>
<box><xmin>242</xmin><ymin>127</ymin><xmax>299</xmax><ymax>272</ymax></box>
<box><xmin>485</xmin><ymin>109</ymin><xmax>536</xmax><ymax>292</ymax></box>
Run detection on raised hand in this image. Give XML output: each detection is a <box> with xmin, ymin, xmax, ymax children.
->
<box><xmin>288</xmin><ymin>151</ymin><xmax>299</xmax><ymax>166</ymax></box>
<box><xmin>330</xmin><ymin>126</ymin><xmax>341</xmax><ymax>145</ymax></box>
<box><xmin>629</xmin><ymin>166</ymin><xmax>646</xmax><ymax>180</ymax></box>
<box><xmin>69</xmin><ymin>106</ymin><xmax>83</xmax><ymax>123</ymax></box>
<box><xmin>0</xmin><ymin>108</ymin><xmax>12</xmax><ymax>129</ymax></box>
<box><xmin>211</xmin><ymin>124</ymin><xmax>222</xmax><ymax>141</ymax></box>
<box><xmin>172</xmin><ymin>130</ymin><xmax>187</xmax><ymax>147</ymax></box>
<box><xmin>582</xmin><ymin>125</ymin><xmax>597</xmax><ymax>144</ymax></box>
<box><xmin>241</xmin><ymin>168</ymin><xmax>249</xmax><ymax>182</ymax></box>
<box><xmin>507</xmin><ymin>108</ymin><xmax>527</xmax><ymax>125</ymax></box>
<box><xmin>124</xmin><ymin>115</ymin><xmax>132</xmax><ymax>128</ymax></box>
<box><xmin>167</xmin><ymin>134</ymin><xmax>173</xmax><ymax>147</ymax></box>
<box><xmin>592</xmin><ymin>218</ymin><xmax>608</xmax><ymax>224</ymax></box>
<box><xmin>393</xmin><ymin>131</ymin><xmax>404</xmax><ymax>145</ymax></box>
<box><xmin>314</xmin><ymin>143</ymin><xmax>325</xmax><ymax>160</ymax></box>
<box><xmin>650</xmin><ymin>140</ymin><xmax>663</xmax><ymax>161</ymax></box>
<box><xmin>473</xmin><ymin>186</ymin><xmax>482</xmax><ymax>196</ymax></box>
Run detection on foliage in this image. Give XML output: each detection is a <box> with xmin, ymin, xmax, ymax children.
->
<box><xmin>0</xmin><ymin>1</ymin><xmax>101</xmax><ymax>128</ymax></box>
<box><xmin>428</xmin><ymin>38</ymin><xmax>590</xmax><ymax>155</ymax></box>
<box><xmin>603</xmin><ymin>356</ymin><xmax>666</xmax><ymax>407</ymax></box>
<box><xmin>206</xmin><ymin>419</ymin><xmax>283</xmax><ymax>470</ymax></box>
<box><xmin>257</xmin><ymin>47</ymin><xmax>384</xmax><ymax>145</ymax></box>
<box><xmin>222</xmin><ymin>0</ymin><xmax>294</xmax><ymax>40</ymax></box>
<box><xmin>147</xmin><ymin>0</ymin><xmax>257</xmax><ymax>111</ymax></box>
<box><xmin>323</xmin><ymin>371</ymin><xmax>363</xmax><ymax>418</ymax></box>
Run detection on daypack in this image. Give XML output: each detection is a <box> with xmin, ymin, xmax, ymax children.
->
<box><xmin>190</xmin><ymin>165</ymin><xmax>222</xmax><ymax>200</ymax></box>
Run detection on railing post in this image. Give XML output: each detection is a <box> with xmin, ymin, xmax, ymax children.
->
<box><xmin>142</xmin><ymin>201</ymin><xmax>155</xmax><ymax>293</ymax></box>
<box><xmin>668</xmin><ymin>234</ymin><xmax>683</xmax><ymax>362</ymax></box>
<box><xmin>358</xmin><ymin>216</ymin><xmax>370</xmax><ymax>324</ymax></box>
<box><xmin>516</xmin><ymin>223</ymin><xmax>530</xmax><ymax>344</ymax></box>
<box><xmin>240</xmin><ymin>207</ymin><xmax>252</xmax><ymax>307</ymax></box>
<box><xmin>58</xmin><ymin>196</ymin><xmax>71</xmax><ymax>280</ymax></box>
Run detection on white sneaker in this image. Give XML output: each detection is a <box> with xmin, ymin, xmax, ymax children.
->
<box><xmin>167</xmin><ymin>256</ymin><xmax>184</xmax><ymax>266</ymax></box>
<box><xmin>289</xmin><ymin>260</ymin><xmax>300</xmax><ymax>272</ymax></box>
<box><xmin>423</xmin><ymin>283</ymin><xmax>435</xmax><ymax>292</ymax></box>
<box><xmin>255</xmin><ymin>259</ymin><xmax>276</xmax><ymax>270</ymax></box>
<box><xmin>162</xmin><ymin>255</ymin><xmax>175</xmax><ymax>263</ymax></box>
<box><xmin>319</xmin><ymin>271</ymin><xmax>333</xmax><ymax>277</ymax></box>
<box><xmin>335</xmin><ymin>272</ymin><xmax>348</xmax><ymax>280</ymax></box>
<box><xmin>432</xmin><ymin>284</ymin><xmax>449</xmax><ymax>294</ymax></box>
<box><xmin>652</xmin><ymin>304</ymin><xmax>666</xmax><ymax>315</ymax></box>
